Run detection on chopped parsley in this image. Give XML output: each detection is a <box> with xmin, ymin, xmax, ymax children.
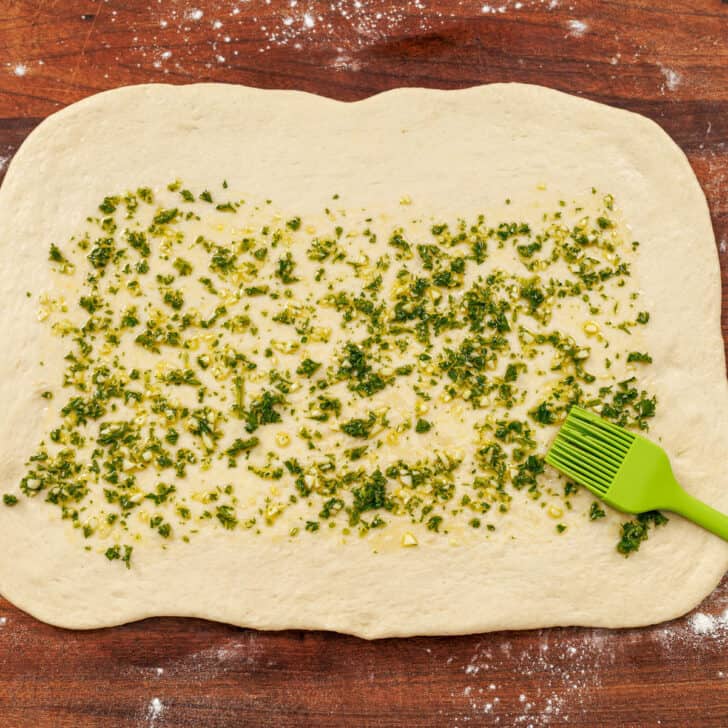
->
<box><xmin>627</xmin><ymin>351</ymin><xmax>653</xmax><ymax>364</ymax></box>
<box><xmin>341</xmin><ymin>414</ymin><xmax>376</xmax><ymax>439</ymax></box>
<box><xmin>275</xmin><ymin>252</ymin><xmax>299</xmax><ymax>284</ymax></box>
<box><xmin>153</xmin><ymin>208</ymin><xmax>179</xmax><ymax>225</ymax></box>
<box><xmin>617</xmin><ymin>511</ymin><xmax>668</xmax><ymax>556</ymax></box>
<box><xmin>296</xmin><ymin>358</ymin><xmax>321</xmax><ymax>377</ymax></box>
<box><xmin>105</xmin><ymin>544</ymin><xmax>133</xmax><ymax>568</ymax></box>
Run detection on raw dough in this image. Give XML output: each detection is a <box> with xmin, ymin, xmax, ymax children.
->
<box><xmin>0</xmin><ymin>83</ymin><xmax>726</xmax><ymax>637</ymax></box>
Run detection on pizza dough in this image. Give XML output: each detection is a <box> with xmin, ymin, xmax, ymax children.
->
<box><xmin>0</xmin><ymin>83</ymin><xmax>726</xmax><ymax>637</ymax></box>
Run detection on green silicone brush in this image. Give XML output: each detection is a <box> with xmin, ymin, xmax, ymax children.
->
<box><xmin>546</xmin><ymin>405</ymin><xmax>728</xmax><ymax>541</ymax></box>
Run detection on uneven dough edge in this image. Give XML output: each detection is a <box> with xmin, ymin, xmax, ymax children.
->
<box><xmin>0</xmin><ymin>82</ymin><xmax>726</xmax><ymax>637</ymax></box>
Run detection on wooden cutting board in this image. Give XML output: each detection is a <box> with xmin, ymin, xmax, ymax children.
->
<box><xmin>1</xmin><ymin>1</ymin><xmax>727</xmax><ymax>725</ymax></box>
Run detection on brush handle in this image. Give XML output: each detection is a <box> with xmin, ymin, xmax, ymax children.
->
<box><xmin>668</xmin><ymin>487</ymin><xmax>728</xmax><ymax>542</ymax></box>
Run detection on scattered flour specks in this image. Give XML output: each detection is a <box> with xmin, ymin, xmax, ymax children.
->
<box><xmin>566</xmin><ymin>19</ymin><xmax>588</xmax><ymax>36</ymax></box>
<box><xmin>481</xmin><ymin>0</ymin><xmax>557</xmax><ymax>13</ymax></box>
<box><xmin>9</xmin><ymin>0</ymin><xmax>578</xmax><ymax>72</ymax></box>
<box><xmin>146</xmin><ymin>697</ymin><xmax>164</xmax><ymax>726</ymax></box>
<box><xmin>451</xmin><ymin>614</ymin><xmax>728</xmax><ymax>727</ymax></box>
<box><xmin>142</xmin><ymin>632</ymin><xmax>264</xmax><ymax>680</ymax></box>
<box><xmin>459</xmin><ymin>632</ymin><xmax>599</xmax><ymax>725</ymax></box>
<box><xmin>332</xmin><ymin>52</ymin><xmax>361</xmax><ymax>71</ymax></box>
<box><xmin>0</xmin><ymin>617</ymin><xmax>7</xmax><ymax>627</ymax></box>
<box><xmin>658</xmin><ymin>64</ymin><xmax>682</xmax><ymax>92</ymax></box>
<box><xmin>719</xmin><ymin>239</ymin><xmax>727</xmax><ymax>254</ymax></box>
<box><xmin>654</xmin><ymin>607</ymin><xmax>728</xmax><ymax>651</ymax></box>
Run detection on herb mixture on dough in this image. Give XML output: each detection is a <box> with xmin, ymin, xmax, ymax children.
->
<box><xmin>5</xmin><ymin>182</ymin><xmax>664</xmax><ymax>566</ymax></box>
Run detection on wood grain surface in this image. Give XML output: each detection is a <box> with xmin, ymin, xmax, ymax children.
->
<box><xmin>1</xmin><ymin>1</ymin><xmax>727</xmax><ymax>726</ymax></box>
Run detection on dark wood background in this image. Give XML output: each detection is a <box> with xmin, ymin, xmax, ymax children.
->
<box><xmin>1</xmin><ymin>1</ymin><xmax>727</xmax><ymax>726</ymax></box>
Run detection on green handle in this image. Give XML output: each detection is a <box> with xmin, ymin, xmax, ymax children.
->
<box><xmin>668</xmin><ymin>488</ymin><xmax>728</xmax><ymax>542</ymax></box>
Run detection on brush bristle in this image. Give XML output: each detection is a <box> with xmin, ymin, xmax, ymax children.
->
<box><xmin>545</xmin><ymin>406</ymin><xmax>634</xmax><ymax>494</ymax></box>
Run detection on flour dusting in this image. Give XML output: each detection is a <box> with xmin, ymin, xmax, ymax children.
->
<box><xmin>453</xmin><ymin>592</ymin><xmax>728</xmax><ymax>726</ymax></box>
<box><xmin>82</xmin><ymin>0</ymin><xmax>576</xmax><ymax>68</ymax></box>
<box><xmin>458</xmin><ymin>631</ymin><xmax>609</xmax><ymax>724</ymax></box>
<box><xmin>0</xmin><ymin>617</ymin><xmax>7</xmax><ymax>627</ymax></box>
<box><xmin>654</xmin><ymin>607</ymin><xmax>728</xmax><ymax>652</ymax></box>
<box><xmin>332</xmin><ymin>52</ymin><xmax>362</xmax><ymax>71</ymax></box>
<box><xmin>0</xmin><ymin>0</ymin><xmax>593</xmax><ymax>78</ymax></box>
<box><xmin>659</xmin><ymin>65</ymin><xmax>682</xmax><ymax>92</ymax></box>
<box><xmin>566</xmin><ymin>19</ymin><xmax>588</xmax><ymax>36</ymax></box>
<box><xmin>146</xmin><ymin>697</ymin><xmax>164</xmax><ymax>726</ymax></box>
<box><xmin>147</xmin><ymin>631</ymin><xmax>264</xmax><ymax>679</ymax></box>
<box><xmin>481</xmin><ymin>0</ymin><xmax>559</xmax><ymax>14</ymax></box>
<box><xmin>688</xmin><ymin>610</ymin><xmax>728</xmax><ymax>637</ymax></box>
